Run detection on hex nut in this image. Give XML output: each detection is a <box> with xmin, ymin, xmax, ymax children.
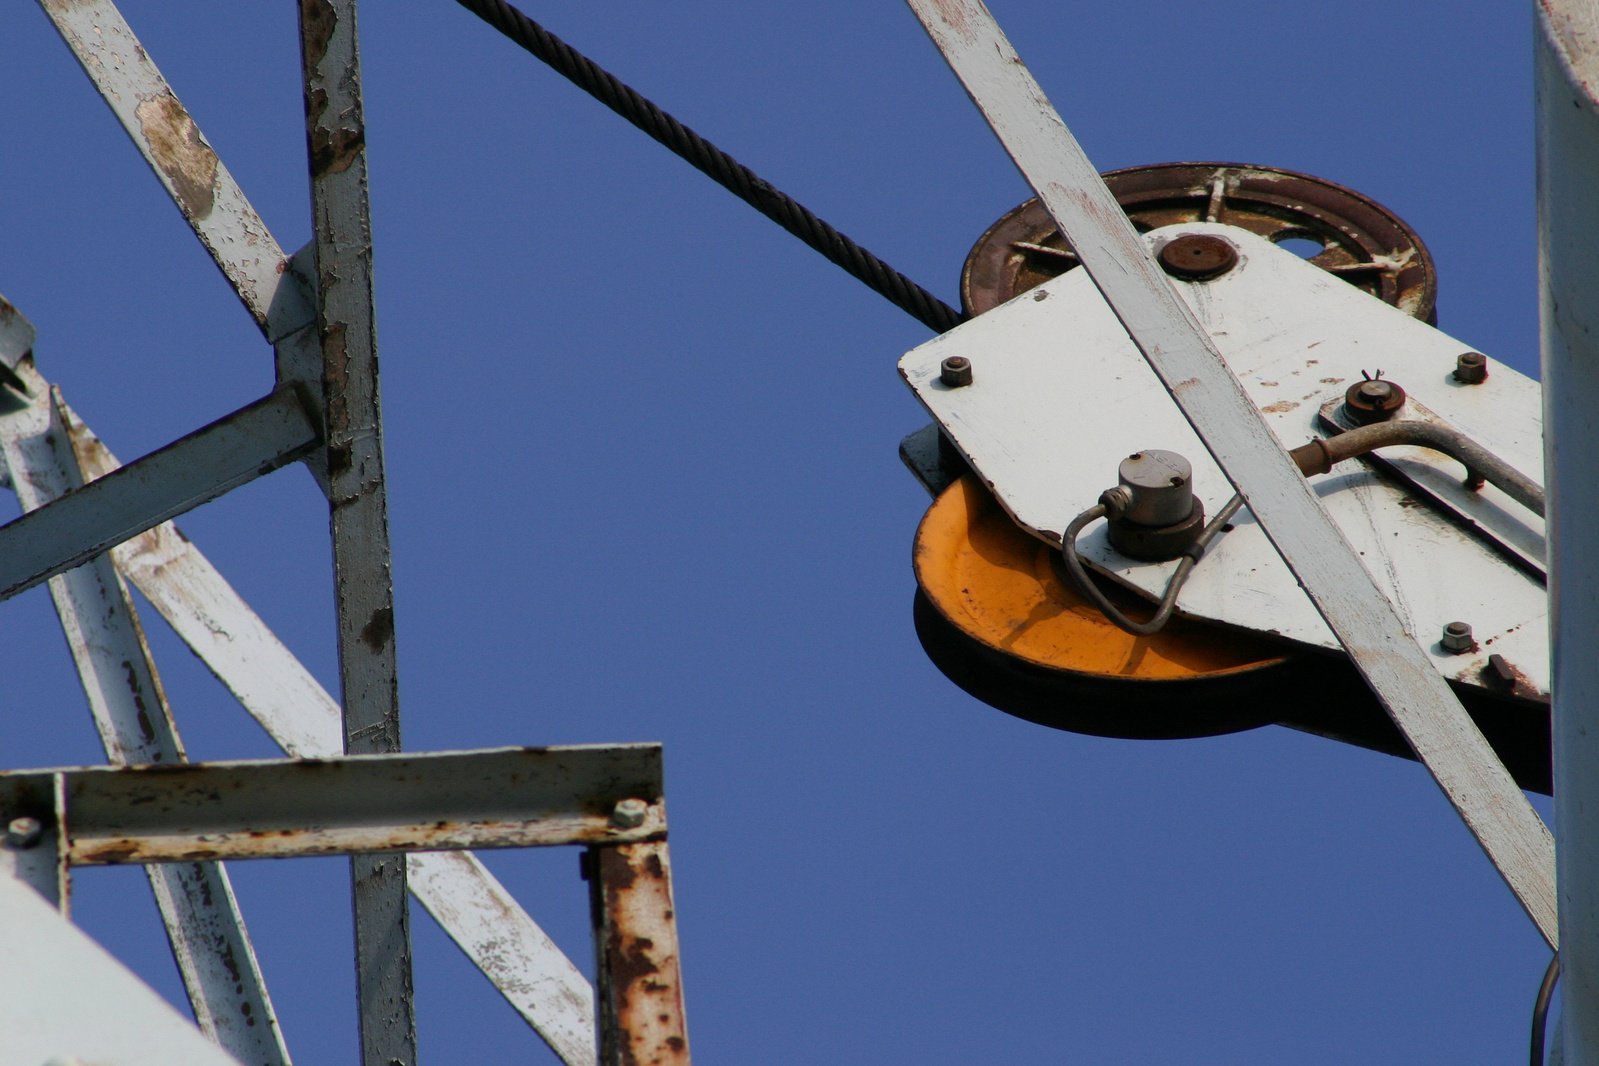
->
<box><xmin>610</xmin><ymin>798</ymin><xmax>649</xmax><ymax>830</ymax></box>
<box><xmin>1440</xmin><ymin>621</ymin><xmax>1474</xmax><ymax>653</ymax></box>
<box><xmin>6</xmin><ymin>816</ymin><xmax>43</xmax><ymax>849</ymax></box>
<box><xmin>940</xmin><ymin>355</ymin><xmax>973</xmax><ymax>388</ymax></box>
<box><xmin>1454</xmin><ymin>351</ymin><xmax>1488</xmax><ymax>384</ymax></box>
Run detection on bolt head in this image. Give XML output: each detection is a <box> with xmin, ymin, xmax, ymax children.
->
<box><xmin>6</xmin><ymin>816</ymin><xmax>43</xmax><ymax>849</ymax></box>
<box><xmin>1157</xmin><ymin>234</ymin><xmax>1239</xmax><ymax>280</ymax></box>
<box><xmin>939</xmin><ymin>355</ymin><xmax>973</xmax><ymax>388</ymax></box>
<box><xmin>1440</xmin><ymin>621</ymin><xmax>1474</xmax><ymax>653</ymax></box>
<box><xmin>610</xmin><ymin>798</ymin><xmax>649</xmax><ymax>830</ymax></box>
<box><xmin>1357</xmin><ymin>380</ymin><xmax>1395</xmax><ymax>402</ymax></box>
<box><xmin>1454</xmin><ymin>351</ymin><xmax>1488</xmax><ymax>384</ymax></box>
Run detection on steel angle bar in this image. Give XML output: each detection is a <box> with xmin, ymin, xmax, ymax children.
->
<box><xmin>4</xmin><ymin>745</ymin><xmax>663</xmax><ymax>866</ymax></box>
<box><xmin>0</xmin><ymin>385</ymin><xmax>319</xmax><ymax>603</ymax></box>
<box><xmin>59</xmin><ymin>408</ymin><xmax>598</xmax><ymax>1066</ymax></box>
<box><xmin>39</xmin><ymin>0</ymin><xmax>315</xmax><ymax>341</ymax></box>
<box><xmin>0</xmin><ymin>771</ymin><xmax>67</xmax><ymax>911</ymax></box>
<box><xmin>0</xmin><ymin>377</ymin><xmax>290</xmax><ymax>1064</ymax></box>
<box><xmin>589</xmin><ymin>842</ymin><xmax>691</xmax><ymax>1066</ymax></box>
<box><xmin>296</xmin><ymin>1</ymin><xmax>411</xmax><ymax>1059</ymax></box>
<box><xmin>906</xmin><ymin>0</ymin><xmax>1558</xmax><ymax>946</ymax></box>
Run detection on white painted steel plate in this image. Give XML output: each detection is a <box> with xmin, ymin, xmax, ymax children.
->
<box><xmin>900</xmin><ymin>223</ymin><xmax>1549</xmax><ymax>694</ymax></box>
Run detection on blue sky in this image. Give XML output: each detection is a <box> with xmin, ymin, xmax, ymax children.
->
<box><xmin>0</xmin><ymin>2</ymin><xmax>1551</xmax><ymax>1063</ymax></box>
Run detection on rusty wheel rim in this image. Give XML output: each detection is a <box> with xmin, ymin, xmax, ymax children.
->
<box><xmin>961</xmin><ymin>162</ymin><xmax>1438</xmax><ymax>323</ymax></box>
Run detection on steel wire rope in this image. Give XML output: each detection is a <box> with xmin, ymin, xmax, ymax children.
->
<box><xmin>451</xmin><ymin>0</ymin><xmax>965</xmax><ymax>334</ymax></box>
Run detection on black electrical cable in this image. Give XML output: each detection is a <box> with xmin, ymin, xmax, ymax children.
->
<box><xmin>1531</xmin><ymin>953</ymin><xmax>1561</xmax><ymax>1066</ymax></box>
<box><xmin>1059</xmin><ymin>493</ymin><xmax>1244</xmax><ymax>637</ymax></box>
<box><xmin>451</xmin><ymin>0</ymin><xmax>966</xmax><ymax>335</ymax></box>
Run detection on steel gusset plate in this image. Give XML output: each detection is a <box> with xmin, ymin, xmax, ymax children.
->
<box><xmin>960</xmin><ymin>162</ymin><xmax>1439</xmax><ymax>323</ymax></box>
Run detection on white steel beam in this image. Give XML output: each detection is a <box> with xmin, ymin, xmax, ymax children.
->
<box><xmin>0</xmin><ymin>385</ymin><xmax>320</xmax><ymax>602</ymax></box>
<box><xmin>905</xmin><ymin>0</ymin><xmax>1557</xmax><ymax>946</ymax></box>
<box><xmin>1538</xmin><ymin>0</ymin><xmax>1599</xmax><ymax>1059</ymax></box>
<box><xmin>39</xmin><ymin>0</ymin><xmax>315</xmax><ymax>341</ymax></box>
<box><xmin>0</xmin><ymin>371</ymin><xmax>290</xmax><ymax>1065</ymax></box>
<box><xmin>62</xmin><ymin>405</ymin><xmax>600</xmax><ymax>1066</ymax></box>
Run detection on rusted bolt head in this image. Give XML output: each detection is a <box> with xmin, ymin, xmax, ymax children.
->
<box><xmin>6</xmin><ymin>816</ymin><xmax>42</xmax><ymax>849</ymax></box>
<box><xmin>610</xmin><ymin>798</ymin><xmax>649</xmax><ymax>830</ymax></box>
<box><xmin>1157</xmin><ymin>234</ymin><xmax>1239</xmax><ymax>281</ymax></box>
<box><xmin>1454</xmin><ymin>351</ymin><xmax>1488</xmax><ymax>384</ymax></box>
<box><xmin>939</xmin><ymin>355</ymin><xmax>973</xmax><ymax>387</ymax></box>
<box><xmin>1342</xmin><ymin>376</ymin><xmax>1406</xmax><ymax>424</ymax></box>
<box><xmin>1440</xmin><ymin>621</ymin><xmax>1474</xmax><ymax>653</ymax></box>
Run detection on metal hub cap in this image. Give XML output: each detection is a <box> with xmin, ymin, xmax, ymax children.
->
<box><xmin>961</xmin><ymin>162</ymin><xmax>1439</xmax><ymax>321</ymax></box>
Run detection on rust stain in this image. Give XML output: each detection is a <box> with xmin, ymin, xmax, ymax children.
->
<box><xmin>1260</xmin><ymin>400</ymin><xmax>1298</xmax><ymax>413</ymax></box>
<box><xmin>360</xmin><ymin>606</ymin><xmax>394</xmax><ymax>651</ymax></box>
<box><xmin>135</xmin><ymin>92</ymin><xmax>217</xmax><ymax>221</ymax></box>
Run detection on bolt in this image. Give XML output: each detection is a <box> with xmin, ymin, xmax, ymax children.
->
<box><xmin>610</xmin><ymin>798</ymin><xmax>649</xmax><ymax>830</ymax></box>
<box><xmin>1357</xmin><ymin>379</ymin><xmax>1396</xmax><ymax>403</ymax></box>
<box><xmin>1440</xmin><ymin>621</ymin><xmax>1474</xmax><ymax>653</ymax></box>
<box><xmin>939</xmin><ymin>355</ymin><xmax>973</xmax><ymax>388</ymax></box>
<box><xmin>1157</xmin><ymin>234</ymin><xmax>1239</xmax><ymax>280</ymax></box>
<box><xmin>1454</xmin><ymin>351</ymin><xmax>1489</xmax><ymax>384</ymax></box>
<box><xmin>6</xmin><ymin>816</ymin><xmax>43</xmax><ymax>849</ymax></box>
<box><xmin>1343</xmin><ymin>374</ymin><xmax>1406</xmax><ymax>424</ymax></box>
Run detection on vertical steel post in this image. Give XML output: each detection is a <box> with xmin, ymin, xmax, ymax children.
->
<box><xmin>588</xmin><ymin>842</ymin><xmax>691</xmax><ymax>1066</ymax></box>
<box><xmin>1538</xmin><ymin>2</ymin><xmax>1599</xmax><ymax>1061</ymax></box>
<box><xmin>296</xmin><ymin>1</ymin><xmax>415</xmax><ymax>1062</ymax></box>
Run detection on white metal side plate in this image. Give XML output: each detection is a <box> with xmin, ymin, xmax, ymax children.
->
<box><xmin>901</xmin><ymin>223</ymin><xmax>1549</xmax><ymax>694</ymax></box>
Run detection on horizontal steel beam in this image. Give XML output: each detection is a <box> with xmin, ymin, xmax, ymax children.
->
<box><xmin>0</xmin><ymin>746</ymin><xmax>663</xmax><ymax>866</ymax></box>
<box><xmin>0</xmin><ymin>385</ymin><xmax>319</xmax><ymax>602</ymax></box>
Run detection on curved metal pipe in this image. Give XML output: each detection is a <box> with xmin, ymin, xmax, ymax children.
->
<box><xmin>1288</xmin><ymin>421</ymin><xmax>1545</xmax><ymax>518</ymax></box>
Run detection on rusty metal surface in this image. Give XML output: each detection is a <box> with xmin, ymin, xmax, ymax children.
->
<box><xmin>0</xmin><ymin>384</ymin><xmax>320</xmax><ymax>603</ymax></box>
<box><xmin>21</xmin><ymin>745</ymin><xmax>664</xmax><ymax>865</ymax></box>
<box><xmin>0</xmin><ymin>367</ymin><xmax>290</xmax><ymax>1064</ymax></box>
<box><xmin>297</xmin><ymin>0</ymin><xmax>411</xmax><ymax>1057</ymax></box>
<box><xmin>590</xmin><ymin>842</ymin><xmax>691</xmax><ymax>1066</ymax></box>
<box><xmin>41</xmin><ymin>0</ymin><xmax>314</xmax><ymax>341</ymax></box>
<box><xmin>961</xmin><ymin>162</ymin><xmax>1439</xmax><ymax>321</ymax></box>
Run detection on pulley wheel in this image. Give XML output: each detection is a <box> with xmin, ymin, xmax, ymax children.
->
<box><xmin>913</xmin><ymin>475</ymin><xmax>1304</xmax><ymax>739</ymax></box>
<box><xmin>961</xmin><ymin>162</ymin><xmax>1438</xmax><ymax>323</ymax></box>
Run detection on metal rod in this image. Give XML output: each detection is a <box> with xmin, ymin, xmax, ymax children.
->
<box><xmin>905</xmin><ymin>0</ymin><xmax>1557</xmax><ymax>947</ymax></box>
<box><xmin>1290</xmin><ymin>421</ymin><xmax>1544</xmax><ymax>517</ymax></box>
<box><xmin>0</xmin><ymin>385</ymin><xmax>320</xmax><ymax>603</ymax></box>
<box><xmin>297</xmin><ymin>3</ymin><xmax>413</xmax><ymax>1058</ymax></box>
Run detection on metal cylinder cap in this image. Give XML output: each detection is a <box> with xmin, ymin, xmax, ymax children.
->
<box><xmin>1157</xmin><ymin>234</ymin><xmax>1239</xmax><ymax>281</ymax></box>
<box><xmin>1116</xmin><ymin>450</ymin><xmax>1195</xmax><ymax>527</ymax></box>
